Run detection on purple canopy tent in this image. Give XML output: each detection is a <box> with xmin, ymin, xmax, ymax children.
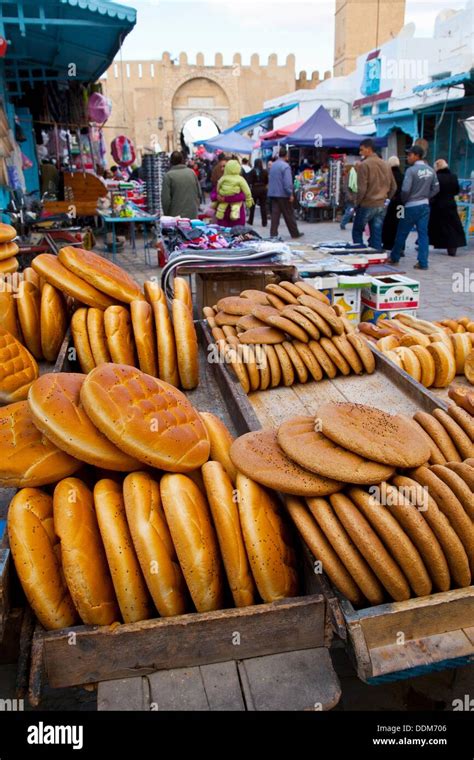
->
<box><xmin>279</xmin><ymin>106</ymin><xmax>387</xmax><ymax>149</ymax></box>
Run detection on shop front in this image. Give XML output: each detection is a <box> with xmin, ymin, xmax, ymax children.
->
<box><xmin>0</xmin><ymin>0</ymin><xmax>136</xmax><ymax>219</ymax></box>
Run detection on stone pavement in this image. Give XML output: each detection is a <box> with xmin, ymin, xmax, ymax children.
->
<box><xmin>100</xmin><ymin>216</ymin><xmax>474</xmax><ymax>322</ymax></box>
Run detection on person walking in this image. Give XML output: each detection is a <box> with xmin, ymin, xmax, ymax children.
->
<box><xmin>161</xmin><ymin>151</ymin><xmax>202</xmax><ymax>219</ymax></box>
<box><xmin>382</xmin><ymin>156</ymin><xmax>404</xmax><ymax>250</ymax></box>
<box><xmin>268</xmin><ymin>147</ymin><xmax>303</xmax><ymax>239</ymax></box>
<box><xmin>428</xmin><ymin>159</ymin><xmax>466</xmax><ymax>257</ymax></box>
<box><xmin>389</xmin><ymin>145</ymin><xmax>440</xmax><ymax>270</ymax></box>
<box><xmin>248</xmin><ymin>158</ymin><xmax>269</xmax><ymax>227</ymax></box>
<box><xmin>352</xmin><ymin>139</ymin><xmax>397</xmax><ymax>250</ymax></box>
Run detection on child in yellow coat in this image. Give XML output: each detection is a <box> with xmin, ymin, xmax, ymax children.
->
<box><xmin>214</xmin><ymin>159</ymin><xmax>254</xmax><ymax>220</ymax></box>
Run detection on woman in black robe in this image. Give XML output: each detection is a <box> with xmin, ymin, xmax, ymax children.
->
<box><xmin>429</xmin><ymin>159</ymin><xmax>466</xmax><ymax>256</ymax></box>
<box><xmin>382</xmin><ymin>156</ymin><xmax>404</xmax><ymax>250</ymax></box>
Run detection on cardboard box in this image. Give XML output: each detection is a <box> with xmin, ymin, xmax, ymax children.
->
<box><xmin>361</xmin><ymin>306</ymin><xmax>418</xmax><ymax>324</ymax></box>
<box><xmin>361</xmin><ymin>274</ymin><xmax>420</xmax><ymax>310</ymax></box>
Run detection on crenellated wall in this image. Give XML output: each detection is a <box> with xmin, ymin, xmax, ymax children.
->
<box><xmin>101</xmin><ymin>52</ymin><xmax>320</xmax><ymax>155</ymax></box>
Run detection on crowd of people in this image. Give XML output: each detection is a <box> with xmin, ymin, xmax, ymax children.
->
<box><xmin>340</xmin><ymin>138</ymin><xmax>466</xmax><ymax>270</ymax></box>
<box><xmin>160</xmin><ymin>147</ymin><xmax>303</xmax><ymax>239</ymax></box>
<box><xmin>95</xmin><ymin>139</ymin><xmax>466</xmax><ymax>270</ymax></box>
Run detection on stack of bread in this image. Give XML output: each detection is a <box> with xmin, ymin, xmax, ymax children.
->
<box><xmin>203</xmin><ymin>280</ymin><xmax>375</xmax><ymax>393</ymax></box>
<box><xmin>0</xmin><ymin>223</ymin><xmax>19</xmax><ymax>275</ymax></box>
<box><xmin>5</xmin><ymin>364</ymin><xmax>299</xmax><ymax>630</ymax></box>
<box><xmin>71</xmin><ymin>276</ymin><xmax>199</xmax><ymax>390</ymax></box>
<box><xmin>359</xmin><ymin>313</ymin><xmax>474</xmax><ymax>388</ymax></box>
<box><xmin>230</xmin><ymin>401</ymin><xmax>473</xmax><ymax>607</ymax></box>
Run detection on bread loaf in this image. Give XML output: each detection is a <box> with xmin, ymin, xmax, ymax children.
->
<box><xmin>199</xmin><ymin>411</ymin><xmax>236</xmax><ymax>483</ymax></box>
<box><xmin>87</xmin><ymin>308</ymin><xmax>111</xmax><ymax>366</ymax></box>
<box><xmin>202</xmin><ymin>462</ymin><xmax>256</xmax><ymax>607</ymax></box>
<box><xmin>0</xmin><ymin>289</ymin><xmax>20</xmax><ymax>339</ymax></box>
<box><xmin>40</xmin><ymin>284</ymin><xmax>68</xmax><ymax>362</ymax></box>
<box><xmin>123</xmin><ymin>472</ymin><xmax>188</xmax><ymax>616</ymax></box>
<box><xmin>80</xmin><ymin>364</ymin><xmax>210</xmax><ymax>471</ymax></box>
<box><xmin>130</xmin><ymin>300</ymin><xmax>158</xmax><ymax>377</ymax></box>
<box><xmin>8</xmin><ymin>488</ymin><xmax>78</xmax><ymax>630</ymax></box>
<box><xmin>53</xmin><ymin>478</ymin><xmax>120</xmax><ymax>625</ymax></box>
<box><xmin>160</xmin><ymin>473</ymin><xmax>224</xmax><ymax>612</ymax></box>
<box><xmin>172</xmin><ymin>299</ymin><xmax>199</xmax><ymax>389</ymax></box>
<box><xmin>318</xmin><ymin>402</ymin><xmax>431</xmax><ymax>468</ymax></box>
<box><xmin>32</xmin><ymin>254</ymin><xmax>114</xmax><ymax>309</ymax></box>
<box><xmin>71</xmin><ymin>308</ymin><xmax>96</xmax><ymax>374</ymax></box>
<box><xmin>94</xmin><ymin>479</ymin><xmax>153</xmax><ymax>623</ymax></box>
<box><xmin>28</xmin><ymin>372</ymin><xmax>141</xmax><ymax>471</ymax></box>
<box><xmin>16</xmin><ymin>281</ymin><xmax>42</xmax><ymax>359</ymax></box>
<box><xmin>330</xmin><ymin>492</ymin><xmax>411</xmax><ymax>601</ymax></box>
<box><xmin>0</xmin><ymin>328</ymin><xmax>39</xmax><ymax>404</ymax></box>
<box><xmin>236</xmin><ymin>473</ymin><xmax>298</xmax><ymax>602</ymax></box>
<box><xmin>104</xmin><ymin>305</ymin><xmax>136</xmax><ymax>367</ymax></box>
<box><xmin>0</xmin><ymin>400</ymin><xmax>81</xmax><ymax>487</ymax></box>
<box><xmin>59</xmin><ymin>246</ymin><xmax>142</xmax><ymax>303</ymax></box>
<box><xmin>153</xmin><ymin>300</ymin><xmax>180</xmax><ymax>387</ymax></box>
<box><xmin>173</xmin><ymin>277</ymin><xmax>193</xmax><ymax>311</ymax></box>
<box><xmin>144</xmin><ymin>280</ymin><xmax>165</xmax><ymax>304</ymax></box>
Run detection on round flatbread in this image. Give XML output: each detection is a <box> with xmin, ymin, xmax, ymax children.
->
<box><xmin>277</xmin><ymin>416</ymin><xmax>395</xmax><ymax>484</ymax></box>
<box><xmin>318</xmin><ymin>402</ymin><xmax>431</xmax><ymax>468</ymax></box>
<box><xmin>230</xmin><ymin>430</ymin><xmax>343</xmax><ymax>497</ymax></box>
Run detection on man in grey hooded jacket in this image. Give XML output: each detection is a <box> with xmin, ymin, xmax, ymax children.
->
<box><xmin>389</xmin><ymin>145</ymin><xmax>439</xmax><ymax>270</ymax></box>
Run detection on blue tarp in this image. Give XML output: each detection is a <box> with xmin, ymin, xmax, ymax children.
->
<box><xmin>413</xmin><ymin>71</ymin><xmax>472</xmax><ymax>93</ymax></box>
<box><xmin>375</xmin><ymin>109</ymin><xmax>419</xmax><ymax>140</ymax></box>
<box><xmin>197</xmin><ymin>131</ymin><xmax>256</xmax><ymax>154</ymax></box>
<box><xmin>3</xmin><ymin>0</ymin><xmax>137</xmax><ymax>92</ymax></box>
<box><xmin>223</xmin><ymin>104</ymin><xmax>298</xmax><ymax>134</ymax></box>
<box><xmin>281</xmin><ymin>105</ymin><xmax>386</xmax><ymax>148</ymax></box>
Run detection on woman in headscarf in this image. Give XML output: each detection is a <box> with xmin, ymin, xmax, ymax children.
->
<box><xmin>382</xmin><ymin>156</ymin><xmax>404</xmax><ymax>251</ymax></box>
<box><xmin>428</xmin><ymin>159</ymin><xmax>466</xmax><ymax>256</ymax></box>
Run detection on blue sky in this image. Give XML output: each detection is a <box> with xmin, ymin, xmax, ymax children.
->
<box><xmin>115</xmin><ymin>0</ymin><xmax>468</xmax><ymax>74</ymax></box>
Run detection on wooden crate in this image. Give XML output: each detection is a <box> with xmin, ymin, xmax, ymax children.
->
<box><xmin>201</xmin><ymin>323</ymin><xmax>474</xmax><ymax>682</ymax></box>
<box><xmin>175</xmin><ymin>263</ymin><xmax>297</xmax><ymax>319</ymax></box>
<box><xmin>23</xmin><ymin>338</ymin><xmax>334</xmax><ymax>704</ymax></box>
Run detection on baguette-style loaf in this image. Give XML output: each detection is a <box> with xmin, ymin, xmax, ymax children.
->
<box><xmin>8</xmin><ymin>488</ymin><xmax>78</xmax><ymax>629</ymax></box>
<box><xmin>202</xmin><ymin>461</ymin><xmax>256</xmax><ymax>607</ymax></box>
<box><xmin>123</xmin><ymin>472</ymin><xmax>188</xmax><ymax>617</ymax></box>
<box><xmin>16</xmin><ymin>281</ymin><xmax>42</xmax><ymax>359</ymax></box>
<box><xmin>160</xmin><ymin>473</ymin><xmax>225</xmax><ymax>612</ymax></box>
<box><xmin>199</xmin><ymin>411</ymin><xmax>237</xmax><ymax>483</ymax></box>
<box><xmin>53</xmin><ymin>478</ymin><xmax>120</xmax><ymax>625</ymax></box>
<box><xmin>94</xmin><ymin>479</ymin><xmax>152</xmax><ymax>623</ymax></box>
<box><xmin>236</xmin><ymin>473</ymin><xmax>298</xmax><ymax>602</ymax></box>
<box><xmin>40</xmin><ymin>284</ymin><xmax>68</xmax><ymax>362</ymax></box>
<box><xmin>130</xmin><ymin>300</ymin><xmax>158</xmax><ymax>377</ymax></box>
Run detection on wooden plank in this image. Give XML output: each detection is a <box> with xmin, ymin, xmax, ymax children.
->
<box><xmin>370</xmin><ymin>630</ymin><xmax>474</xmax><ymax>678</ymax></box>
<box><xmin>238</xmin><ymin>649</ymin><xmax>341</xmax><ymax>711</ymax></box>
<box><xmin>41</xmin><ymin>595</ymin><xmax>326</xmax><ymax>689</ymax></box>
<box><xmin>98</xmin><ymin>677</ymin><xmax>150</xmax><ymax>711</ymax></box>
<box><xmin>249</xmin><ymin>386</ymin><xmax>308</xmax><ymax>429</ymax></box>
<box><xmin>371</xmin><ymin>348</ymin><xmax>449</xmax><ymax>414</ymax></box>
<box><xmin>291</xmin><ymin>381</ymin><xmax>347</xmax><ymax>414</ymax></box>
<box><xmin>356</xmin><ymin>587</ymin><xmax>474</xmax><ymax>649</ymax></box>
